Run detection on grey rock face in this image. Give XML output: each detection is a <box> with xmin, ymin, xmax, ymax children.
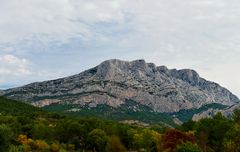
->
<box><xmin>2</xmin><ymin>59</ymin><xmax>239</xmax><ymax>113</ymax></box>
<box><xmin>192</xmin><ymin>103</ymin><xmax>240</xmax><ymax>121</ymax></box>
<box><xmin>0</xmin><ymin>90</ymin><xmax>4</xmax><ymax>96</ymax></box>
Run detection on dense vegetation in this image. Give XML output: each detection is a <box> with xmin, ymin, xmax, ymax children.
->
<box><xmin>0</xmin><ymin>96</ymin><xmax>42</xmax><ymax>115</ymax></box>
<box><xmin>43</xmin><ymin>100</ymin><xmax>228</xmax><ymax>127</ymax></box>
<box><xmin>170</xmin><ymin>103</ymin><xmax>228</xmax><ymax>122</ymax></box>
<box><xmin>1</xmin><ymin>96</ymin><xmax>240</xmax><ymax>152</ymax></box>
<box><xmin>43</xmin><ymin>100</ymin><xmax>175</xmax><ymax>126</ymax></box>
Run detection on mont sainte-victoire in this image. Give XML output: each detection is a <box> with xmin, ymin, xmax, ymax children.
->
<box><xmin>1</xmin><ymin>59</ymin><xmax>239</xmax><ymax>125</ymax></box>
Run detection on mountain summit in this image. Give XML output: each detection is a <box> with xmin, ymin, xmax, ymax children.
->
<box><xmin>3</xmin><ymin>59</ymin><xmax>239</xmax><ymax>114</ymax></box>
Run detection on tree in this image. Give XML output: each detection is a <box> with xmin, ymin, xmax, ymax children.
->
<box><xmin>195</xmin><ymin>113</ymin><xmax>231</xmax><ymax>152</ymax></box>
<box><xmin>115</xmin><ymin>125</ymin><xmax>136</xmax><ymax>149</ymax></box>
<box><xmin>223</xmin><ymin>124</ymin><xmax>240</xmax><ymax>152</ymax></box>
<box><xmin>141</xmin><ymin>129</ymin><xmax>162</xmax><ymax>152</ymax></box>
<box><xmin>162</xmin><ymin>129</ymin><xmax>196</xmax><ymax>152</ymax></box>
<box><xmin>106</xmin><ymin>135</ymin><xmax>126</xmax><ymax>152</ymax></box>
<box><xmin>34</xmin><ymin>140</ymin><xmax>50</xmax><ymax>151</ymax></box>
<box><xmin>0</xmin><ymin>124</ymin><xmax>13</xmax><ymax>151</ymax></box>
<box><xmin>179</xmin><ymin>120</ymin><xmax>196</xmax><ymax>132</ymax></box>
<box><xmin>54</xmin><ymin>119</ymin><xmax>85</xmax><ymax>149</ymax></box>
<box><xmin>31</xmin><ymin>122</ymin><xmax>51</xmax><ymax>140</ymax></box>
<box><xmin>87</xmin><ymin>129</ymin><xmax>108</xmax><ymax>152</ymax></box>
<box><xmin>8</xmin><ymin>145</ymin><xmax>25</xmax><ymax>152</ymax></box>
<box><xmin>233</xmin><ymin>109</ymin><xmax>240</xmax><ymax>124</ymax></box>
<box><xmin>174</xmin><ymin>142</ymin><xmax>202</xmax><ymax>152</ymax></box>
<box><xmin>50</xmin><ymin>143</ymin><xmax>61</xmax><ymax>152</ymax></box>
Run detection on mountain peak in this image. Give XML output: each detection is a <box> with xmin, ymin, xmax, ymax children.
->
<box><xmin>171</xmin><ymin>69</ymin><xmax>200</xmax><ymax>86</ymax></box>
<box><xmin>98</xmin><ymin>59</ymin><xmax>147</xmax><ymax>68</ymax></box>
<box><xmin>3</xmin><ymin>59</ymin><xmax>239</xmax><ymax>113</ymax></box>
<box><xmin>95</xmin><ymin>59</ymin><xmax>150</xmax><ymax>80</ymax></box>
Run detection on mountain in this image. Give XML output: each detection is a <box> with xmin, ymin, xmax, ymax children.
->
<box><xmin>2</xmin><ymin>59</ymin><xmax>239</xmax><ymax>124</ymax></box>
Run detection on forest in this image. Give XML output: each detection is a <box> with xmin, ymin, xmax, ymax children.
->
<box><xmin>0</xmin><ymin>96</ymin><xmax>240</xmax><ymax>152</ymax></box>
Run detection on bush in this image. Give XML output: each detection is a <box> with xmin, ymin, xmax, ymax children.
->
<box><xmin>8</xmin><ymin>145</ymin><xmax>25</xmax><ymax>152</ymax></box>
<box><xmin>174</xmin><ymin>142</ymin><xmax>202</xmax><ymax>152</ymax></box>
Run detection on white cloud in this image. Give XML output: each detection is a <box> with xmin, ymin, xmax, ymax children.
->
<box><xmin>0</xmin><ymin>54</ymin><xmax>30</xmax><ymax>76</ymax></box>
<box><xmin>0</xmin><ymin>54</ymin><xmax>67</xmax><ymax>89</ymax></box>
<box><xmin>0</xmin><ymin>0</ymin><xmax>127</xmax><ymax>44</ymax></box>
<box><xmin>0</xmin><ymin>0</ymin><xmax>240</xmax><ymax>96</ymax></box>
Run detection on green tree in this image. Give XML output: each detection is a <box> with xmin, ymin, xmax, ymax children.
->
<box><xmin>31</xmin><ymin>122</ymin><xmax>51</xmax><ymax>140</ymax></box>
<box><xmin>233</xmin><ymin>109</ymin><xmax>240</xmax><ymax>124</ymax></box>
<box><xmin>8</xmin><ymin>145</ymin><xmax>25</xmax><ymax>152</ymax></box>
<box><xmin>66</xmin><ymin>121</ymin><xmax>85</xmax><ymax>149</ymax></box>
<box><xmin>195</xmin><ymin>113</ymin><xmax>231</xmax><ymax>152</ymax></box>
<box><xmin>106</xmin><ymin>135</ymin><xmax>126</xmax><ymax>152</ymax></box>
<box><xmin>0</xmin><ymin>124</ymin><xmax>14</xmax><ymax>151</ymax></box>
<box><xmin>115</xmin><ymin>125</ymin><xmax>135</xmax><ymax>149</ymax></box>
<box><xmin>174</xmin><ymin>142</ymin><xmax>202</xmax><ymax>152</ymax></box>
<box><xmin>179</xmin><ymin>120</ymin><xmax>196</xmax><ymax>132</ymax></box>
<box><xmin>223</xmin><ymin>124</ymin><xmax>240</xmax><ymax>152</ymax></box>
<box><xmin>87</xmin><ymin>129</ymin><xmax>108</xmax><ymax>152</ymax></box>
<box><xmin>141</xmin><ymin>129</ymin><xmax>159</xmax><ymax>152</ymax></box>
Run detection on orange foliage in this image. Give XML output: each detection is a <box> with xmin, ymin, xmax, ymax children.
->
<box><xmin>162</xmin><ymin>129</ymin><xmax>196</xmax><ymax>152</ymax></box>
<box><xmin>35</xmin><ymin>140</ymin><xmax>50</xmax><ymax>150</ymax></box>
<box><xmin>17</xmin><ymin>134</ymin><xmax>34</xmax><ymax>145</ymax></box>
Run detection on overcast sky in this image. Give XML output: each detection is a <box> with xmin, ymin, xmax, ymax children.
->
<box><xmin>0</xmin><ymin>0</ymin><xmax>240</xmax><ymax>97</ymax></box>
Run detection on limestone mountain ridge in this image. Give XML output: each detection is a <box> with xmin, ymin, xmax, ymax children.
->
<box><xmin>2</xmin><ymin>59</ymin><xmax>239</xmax><ymax>114</ymax></box>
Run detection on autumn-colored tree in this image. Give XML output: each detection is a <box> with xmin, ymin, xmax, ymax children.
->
<box><xmin>162</xmin><ymin>129</ymin><xmax>196</xmax><ymax>152</ymax></box>
<box><xmin>16</xmin><ymin>135</ymin><xmax>33</xmax><ymax>151</ymax></box>
<box><xmin>17</xmin><ymin>134</ymin><xmax>33</xmax><ymax>145</ymax></box>
<box><xmin>17</xmin><ymin>134</ymin><xmax>27</xmax><ymax>144</ymax></box>
<box><xmin>35</xmin><ymin>140</ymin><xmax>50</xmax><ymax>151</ymax></box>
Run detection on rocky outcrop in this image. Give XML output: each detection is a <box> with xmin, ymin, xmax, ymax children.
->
<box><xmin>192</xmin><ymin>103</ymin><xmax>240</xmax><ymax>121</ymax></box>
<box><xmin>2</xmin><ymin>59</ymin><xmax>239</xmax><ymax>113</ymax></box>
<box><xmin>0</xmin><ymin>90</ymin><xmax>4</xmax><ymax>96</ymax></box>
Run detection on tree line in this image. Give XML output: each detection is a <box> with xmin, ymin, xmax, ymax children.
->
<box><xmin>0</xmin><ymin>109</ymin><xmax>239</xmax><ymax>152</ymax></box>
<box><xmin>0</xmin><ymin>97</ymin><xmax>240</xmax><ymax>152</ymax></box>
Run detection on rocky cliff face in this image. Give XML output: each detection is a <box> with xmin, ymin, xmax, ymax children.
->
<box><xmin>192</xmin><ymin>104</ymin><xmax>240</xmax><ymax>121</ymax></box>
<box><xmin>3</xmin><ymin>59</ymin><xmax>239</xmax><ymax>113</ymax></box>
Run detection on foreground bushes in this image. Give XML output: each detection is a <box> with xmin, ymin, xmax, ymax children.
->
<box><xmin>1</xmin><ymin>109</ymin><xmax>240</xmax><ymax>152</ymax></box>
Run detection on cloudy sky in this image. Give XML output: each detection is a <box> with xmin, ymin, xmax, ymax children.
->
<box><xmin>0</xmin><ymin>0</ymin><xmax>240</xmax><ymax>97</ymax></box>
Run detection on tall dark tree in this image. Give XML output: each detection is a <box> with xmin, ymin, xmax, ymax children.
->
<box><xmin>87</xmin><ymin>129</ymin><xmax>108</xmax><ymax>152</ymax></box>
<box><xmin>0</xmin><ymin>124</ymin><xmax>14</xmax><ymax>151</ymax></box>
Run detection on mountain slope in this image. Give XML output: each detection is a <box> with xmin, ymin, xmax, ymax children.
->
<box><xmin>3</xmin><ymin>59</ymin><xmax>239</xmax><ymax>114</ymax></box>
<box><xmin>0</xmin><ymin>96</ymin><xmax>42</xmax><ymax>115</ymax></box>
<box><xmin>4</xmin><ymin>60</ymin><xmax>239</xmax><ymax>112</ymax></box>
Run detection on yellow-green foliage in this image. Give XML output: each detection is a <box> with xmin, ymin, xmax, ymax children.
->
<box><xmin>1</xmin><ymin>96</ymin><xmax>240</xmax><ymax>152</ymax></box>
